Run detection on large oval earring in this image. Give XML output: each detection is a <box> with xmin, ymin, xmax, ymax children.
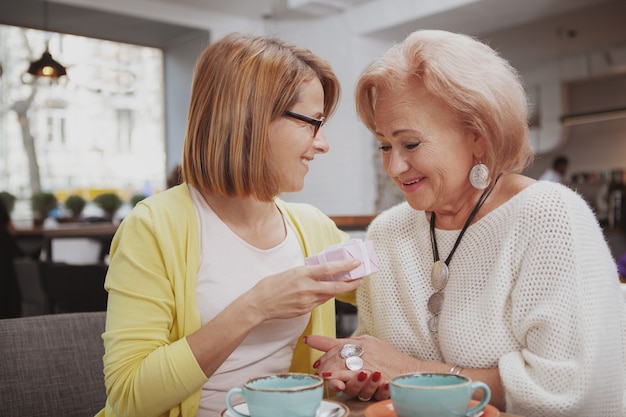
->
<box><xmin>469</xmin><ymin>163</ymin><xmax>490</xmax><ymax>190</ymax></box>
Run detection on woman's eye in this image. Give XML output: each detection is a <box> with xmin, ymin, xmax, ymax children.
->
<box><xmin>405</xmin><ymin>142</ymin><xmax>420</xmax><ymax>150</ymax></box>
<box><xmin>378</xmin><ymin>145</ymin><xmax>391</xmax><ymax>152</ymax></box>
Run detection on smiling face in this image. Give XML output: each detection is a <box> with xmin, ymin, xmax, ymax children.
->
<box><xmin>267</xmin><ymin>77</ymin><xmax>329</xmax><ymax>193</ymax></box>
<box><xmin>374</xmin><ymin>81</ymin><xmax>485</xmax><ymax>216</ymax></box>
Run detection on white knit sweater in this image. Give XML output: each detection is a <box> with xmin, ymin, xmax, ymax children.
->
<box><xmin>356</xmin><ymin>181</ymin><xmax>626</xmax><ymax>416</ymax></box>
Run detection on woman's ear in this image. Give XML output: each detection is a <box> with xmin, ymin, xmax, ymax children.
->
<box><xmin>472</xmin><ymin>133</ymin><xmax>487</xmax><ymax>160</ymax></box>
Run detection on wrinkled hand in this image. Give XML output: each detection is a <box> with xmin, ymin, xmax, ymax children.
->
<box><xmin>305</xmin><ymin>334</ymin><xmax>417</xmax><ymax>401</ymax></box>
<box><xmin>245</xmin><ymin>258</ymin><xmax>363</xmax><ymax>322</ymax></box>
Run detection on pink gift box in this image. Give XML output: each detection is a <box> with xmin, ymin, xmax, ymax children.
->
<box><xmin>305</xmin><ymin>239</ymin><xmax>379</xmax><ymax>281</ymax></box>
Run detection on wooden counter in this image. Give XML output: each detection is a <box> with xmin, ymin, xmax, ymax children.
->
<box><xmin>329</xmin><ymin>215</ymin><xmax>376</xmax><ymax>231</ymax></box>
<box><xmin>16</xmin><ymin>222</ymin><xmax>118</xmax><ymax>262</ymax></box>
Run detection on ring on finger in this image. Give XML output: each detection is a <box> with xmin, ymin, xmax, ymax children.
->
<box><xmin>341</xmin><ymin>343</ymin><xmax>364</xmax><ymax>370</ymax></box>
<box><xmin>340</xmin><ymin>344</ymin><xmax>364</xmax><ymax>359</ymax></box>
<box><xmin>345</xmin><ymin>356</ymin><xmax>364</xmax><ymax>371</ymax></box>
<box><xmin>357</xmin><ymin>395</ymin><xmax>372</xmax><ymax>402</ymax></box>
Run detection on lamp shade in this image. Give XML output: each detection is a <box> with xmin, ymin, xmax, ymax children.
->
<box><xmin>27</xmin><ymin>47</ymin><xmax>67</xmax><ymax>78</ymax></box>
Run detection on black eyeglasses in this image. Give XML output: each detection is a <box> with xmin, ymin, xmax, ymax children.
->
<box><xmin>283</xmin><ymin>110</ymin><xmax>325</xmax><ymax>138</ymax></box>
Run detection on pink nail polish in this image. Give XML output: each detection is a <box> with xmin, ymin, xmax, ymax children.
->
<box><xmin>358</xmin><ymin>372</ymin><xmax>367</xmax><ymax>382</ymax></box>
<box><xmin>313</xmin><ymin>359</ymin><xmax>321</xmax><ymax>368</ymax></box>
<box><xmin>372</xmin><ymin>371</ymin><xmax>381</xmax><ymax>382</ymax></box>
<box><xmin>322</xmin><ymin>372</ymin><xmax>332</xmax><ymax>377</ymax></box>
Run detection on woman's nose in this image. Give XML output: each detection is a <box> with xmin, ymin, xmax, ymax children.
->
<box><xmin>313</xmin><ymin>130</ymin><xmax>330</xmax><ymax>154</ymax></box>
<box><xmin>386</xmin><ymin>150</ymin><xmax>409</xmax><ymax>176</ymax></box>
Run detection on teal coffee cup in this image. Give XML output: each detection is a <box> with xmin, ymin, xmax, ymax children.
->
<box><xmin>225</xmin><ymin>373</ymin><xmax>324</xmax><ymax>417</ymax></box>
<box><xmin>389</xmin><ymin>373</ymin><xmax>491</xmax><ymax>417</ymax></box>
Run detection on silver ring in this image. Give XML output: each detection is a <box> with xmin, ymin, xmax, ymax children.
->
<box><xmin>345</xmin><ymin>356</ymin><xmax>364</xmax><ymax>371</ymax></box>
<box><xmin>357</xmin><ymin>395</ymin><xmax>372</xmax><ymax>402</ymax></box>
<box><xmin>340</xmin><ymin>344</ymin><xmax>364</xmax><ymax>359</ymax></box>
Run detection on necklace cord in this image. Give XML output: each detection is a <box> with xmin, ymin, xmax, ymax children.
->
<box><xmin>429</xmin><ymin>173</ymin><xmax>502</xmax><ymax>265</ymax></box>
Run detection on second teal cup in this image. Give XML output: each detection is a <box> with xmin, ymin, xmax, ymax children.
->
<box><xmin>389</xmin><ymin>372</ymin><xmax>491</xmax><ymax>417</ymax></box>
<box><xmin>225</xmin><ymin>373</ymin><xmax>324</xmax><ymax>417</ymax></box>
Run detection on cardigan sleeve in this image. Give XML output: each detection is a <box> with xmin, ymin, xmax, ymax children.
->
<box><xmin>102</xmin><ymin>199</ymin><xmax>207</xmax><ymax>417</ymax></box>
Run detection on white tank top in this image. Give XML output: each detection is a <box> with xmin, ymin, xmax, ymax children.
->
<box><xmin>189</xmin><ymin>187</ymin><xmax>309</xmax><ymax>416</ymax></box>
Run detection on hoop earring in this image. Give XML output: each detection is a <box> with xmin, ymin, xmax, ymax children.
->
<box><xmin>469</xmin><ymin>163</ymin><xmax>490</xmax><ymax>190</ymax></box>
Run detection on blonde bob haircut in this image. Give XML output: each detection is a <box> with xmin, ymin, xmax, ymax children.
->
<box><xmin>355</xmin><ymin>29</ymin><xmax>534</xmax><ymax>175</ymax></box>
<box><xmin>182</xmin><ymin>32</ymin><xmax>340</xmax><ymax>202</ymax></box>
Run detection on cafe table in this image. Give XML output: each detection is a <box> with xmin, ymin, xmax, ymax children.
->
<box><xmin>333</xmin><ymin>393</ymin><xmax>523</xmax><ymax>417</ymax></box>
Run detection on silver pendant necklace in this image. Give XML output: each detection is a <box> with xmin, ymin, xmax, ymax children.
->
<box><xmin>427</xmin><ymin>174</ymin><xmax>501</xmax><ymax>333</ymax></box>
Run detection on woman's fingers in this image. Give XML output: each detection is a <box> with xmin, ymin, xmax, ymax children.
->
<box><xmin>248</xmin><ymin>259</ymin><xmax>363</xmax><ymax>320</ymax></box>
<box><xmin>307</xmin><ymin>258</ymin><xmax>361</xmax><ymax>282</ymax></box>
<box><xmin>322</xmin><ymin>370</ymin><xmax>384</xmax><ymax>400</ymax></box>
<box><xmin>354</xmin><ymin>371</ymin><xmax>383</xmax><ymax>401</ymax></box>
<box><xmin>373</xmin><ymin>380</ymin><xmax>390</xmax><ymax>401</ymax></box>
<box><xmin>305</xmin><ymin>334</ymin><xmax>342</xmax><ymax>353</ymax></box>
<box><xmin>310</xmin><ymin>337</ymin><xmax>390</xmax><ymax>401</ymax></box>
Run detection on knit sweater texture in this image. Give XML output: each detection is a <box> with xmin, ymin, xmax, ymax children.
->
<box><xmin>356</xmin><ymin>181</ymin><xmax>626</xmax><ymax>416</ymax></box>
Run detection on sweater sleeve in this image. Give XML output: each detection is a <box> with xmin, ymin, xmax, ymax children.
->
<box><xmin>102</xmin><ymin>199</ymin><xmax>207</xmax><ymax>417</ymax></box>
<box><xmin>499</xmin><ymin>184</ymin><xmax>626</xmax><ymax>416</ymax></box>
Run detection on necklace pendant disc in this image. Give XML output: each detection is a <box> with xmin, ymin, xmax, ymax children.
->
<box><xmin>431</xmin><ymin>260</ymin><xmax>449</xmax><ymax>291</ymax></box>
<box><xmin>428</xmin><ymin>315</ymin><xmax>439</xmax><ymax>333</ymax></box>
<box><xmin>427</xmin><ymin>291</ymin><xmax>445</xmax><ymax>314</ymax></box>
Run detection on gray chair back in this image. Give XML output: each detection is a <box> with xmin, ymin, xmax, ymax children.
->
<box><xmin>0</xmin><ymin>311</ymin><xmax>106</xmax><ymax>417</ymax></box>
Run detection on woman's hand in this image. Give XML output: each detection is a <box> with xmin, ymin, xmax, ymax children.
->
<box><xmin>243</xmin><ymin>258</ymin><xmax>363</xmax><ymax>322</ymax></box>
<box><xmin>305</xmin><ymin>334</ymin><xmax>421</xmax><ymax>401</ymax></box>
<box><xmin>306</xmin><ymin>335</ymin><xmax>505</xmax><ymax>409</ymax></box>
<box><xmin>188</xmin><ymin>258</ymin><xmax>363</xmax><ymax>378</ymax></box>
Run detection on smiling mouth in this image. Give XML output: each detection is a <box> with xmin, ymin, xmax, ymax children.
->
<box><xmin>402</xmin><ymin>177</ymin><xmax>424</xmax><ymax>186</ymax></box>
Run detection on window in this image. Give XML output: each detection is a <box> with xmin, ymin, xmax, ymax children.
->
<box><xmin>0</xmin><ymin>25</ymin><xmax>166</xmax><ymax>221</ymax></box>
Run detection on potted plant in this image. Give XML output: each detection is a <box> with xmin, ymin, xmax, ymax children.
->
<box><xmin>93</xmin><ymin>192</ymin><xmax>122</xmax><ymax>221</ymax></box>
<box><xmin>0</xmin><ymin>191</ymin><xmax>17</xmax><ymax>214</ymax></box>
<box><xmin>64</xmin><ymin>194</ymin><xmax>87</xmax><ymax>221</ymax></box>
<box><xmin>130</xmin><ymin>194</ymin><xmax>147</xmax><ymax>208</ymax></box>
<box><xmin>30</xmin><ymin>191</ymin><xmax>58</xmax><ymax>226</ymax></box>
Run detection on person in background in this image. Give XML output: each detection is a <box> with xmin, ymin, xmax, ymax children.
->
<box><xmin>539</xmin><ymin>154</ymin><xmax>569</xmax><ymax>183</ymax></box>
<box><xmin>305</xmin><ymin>29</ymin><xmax>626</xmax><ymax>416</ymax></box>
<box><xmin>97</xmin><ymin>33</ymin><xmax>362</xmax><ymax>417</ymax></box>
<box><xmin>0</xmin><ymin>198</ymin><xmax>22</xmax><ymax>318</ymax></box>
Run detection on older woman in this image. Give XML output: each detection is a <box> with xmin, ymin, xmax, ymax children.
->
<box><xmin>96</xmin><ymin>33</ymin><xmax>362</xmax><ymax>417</ymax></box>
<box><xmin>306</xmin><ymin>30</ymin><xmax>626</xmax><ymax>416</ymax></box>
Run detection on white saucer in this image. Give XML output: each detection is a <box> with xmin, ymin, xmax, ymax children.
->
<box><xmin>220</xmin><ymin>399</ymin><xmax>349</xmax><ymax>417</ymax></box>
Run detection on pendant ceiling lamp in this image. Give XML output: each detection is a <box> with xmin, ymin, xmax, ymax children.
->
<box><xmin>27</xmin><ymin>47</ymin><xmax>67</xmax><ymax>78</ymax></box>
<box><xmin>27</xmin><ymin>0</ymin><xmax>67</xmax><ymax>80</ymax></box>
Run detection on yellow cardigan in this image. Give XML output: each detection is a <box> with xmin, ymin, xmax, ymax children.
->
<box><xmin>97</xmin><ymin>184</ymin><xmax>353</xmax><ymax>417</ymax></box>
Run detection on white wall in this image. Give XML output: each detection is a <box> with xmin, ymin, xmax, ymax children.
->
<box><xmin>163</xmin><ymin>30</ymin><xmax>211</xmax><ymax>172</ymax></box>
